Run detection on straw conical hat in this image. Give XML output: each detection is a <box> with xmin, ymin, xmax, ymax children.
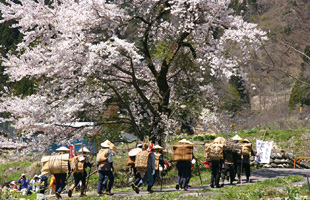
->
<box><xmin>78</xmin><ymin>147</ymin><xmax>90</xmax><ymax>153</ymax></box>
<box><xmin>214</xmin><ymin>137</ymin><xmax>227</xmax><ymax>144</ymax></box>
<box><xmin>241</xmin><ymin>139</ymin><xmax>250</xmax><ymax>143</ymax></box>
<box><xmin>128</xmin><ymin>148</ymin><xmax>142</xmax><ymax>156</ymax></box>
<box><xmin>101</xmin><ymin>140</ymin><xmax>117</xmax><ymax>152</ymax></box>
<box><xmin>153</xmin><ymin>145</ymin><xmax>164</xmax><ymax>150</ymax></box>
<box><xmin>56</xmin><ymin>146</ymin><xmax>69</xmax><ymax>152</ymax></box>
<box><xmin>178</xmin><ymin>139</ymin><xmax>193</xmax><ymax>144</ymax></box>
<box><xmin>101</xmin><ymin>140</ymin><xmax>110</xmax><ymax>148</ymax></box>
<box><xmin>231</xmin><ymin>135</ymin><xmax>242</xmax><ymax>141</ymax></box>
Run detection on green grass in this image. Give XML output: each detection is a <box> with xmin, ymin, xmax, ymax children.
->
<box><xmin>207</xmin><ymin>175</ymin><xmax>304</xmax><ymax>200</ymax></box>
<box><xmin>0</xmin><ymin>161</ymin><xmax>33</xmax><ymax>183</ymax></box>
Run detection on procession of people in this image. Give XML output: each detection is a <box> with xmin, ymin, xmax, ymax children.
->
<box><xmin>0</xmin><ymin>135</ymin><xmax>257</xmax><ymax>198</ymax></box>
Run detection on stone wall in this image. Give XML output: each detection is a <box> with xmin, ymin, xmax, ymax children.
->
<box><xmin>251</xmin><ymin>151</ymin><xmax>310</xmax><ymax>169</ymax></box>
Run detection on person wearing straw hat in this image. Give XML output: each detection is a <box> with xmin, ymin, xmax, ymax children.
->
<box><xmin>237</xmin><ymin>139</ymin><xmax>256</xmax><ymax>183</ymax></box>
<box><xmin>175</xmin><ymin>139</ymin><xmax>194</xmax><ymax>191</ymax></box>
<box><xmin>134</xmin><ymin>143</ymin><xmax>156</xmax><ymax>194</ymax></box>
<box><xmin>97</xmin><ymin>140</ymin><xmax>115</xmax><ymax>196</ymax></box>
<box><xmin>221</xmin><ymin>144</ymin><xmax>236</xmax><ymax>187</ymax></box>
<box><xmin>129</xmin><ymin>144</ymin><xmax>143</xmax><ymax>191</ymax></box>
<box><xmin>54</xmin><ymin>146</ymin><xmax>70</xmax><ymax>199</ymax></box>
<box><xmin>231</xmin><ymin>135</ymin><xmax>242</xmax><ymax>182</ymax></box>
<box><xmin>68</xmin><ymin>147</ymin><xmax>93</xmax><ymax>197</ymax></box>
<box><xmin>152</xmin><ymin>145</ymin><xmax>165</xmax><ymax>187</ymax></box>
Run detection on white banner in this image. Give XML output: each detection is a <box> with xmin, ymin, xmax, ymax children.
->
<box><xmin>255</xmin><ymin>139</ymin><xmax>273</xmax><ymax>163</ymax></box>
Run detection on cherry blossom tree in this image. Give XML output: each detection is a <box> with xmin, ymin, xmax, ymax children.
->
<box><xmin>0</xmin><ymin>0</ymin><xmax>267</xmax><ymax>150</ymax></box>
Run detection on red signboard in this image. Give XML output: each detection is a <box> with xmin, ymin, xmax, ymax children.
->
<box><xmin>69</xmin><ymin>145</ymin><xmax>75</xmax><ymax>158</ymax></box>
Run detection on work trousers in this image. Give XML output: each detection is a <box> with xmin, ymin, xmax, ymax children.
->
<box><xmin>98</xmin><ymin>170</ymin><xmax>114</xmax><ymax>194</ymax></box>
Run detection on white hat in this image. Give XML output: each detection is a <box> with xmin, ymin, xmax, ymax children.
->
<box><xmin>231</xmin><ymin>135</ymin><xmax>242</xmax><ymax>141</ymax></box>
<box><xmin>128</xmin><ymin>148</ymin><xmax>142</xmax><ymax>156</ymax></box>
<box><xmin>21</xmin><ymin>173</ymin><xmax>25</xmax><ymax>177</ymax></box>
<box><xmin>137</xmin><ymin>143</ymin><xmax>143</xmax><ymax>148</ymax></box>
<box><xmin>56</xmin><ymin>146</ymin><xmax>69</xmax><ymax>152</ymax></box>
<box><xmin>101</xmin><ymin>140</ymin><xmax>110</xmax><ymax>148</ymax></box>
<box><xmin>178</xmin><ymin>139</ymin><xmax>193</xmax><ymax>144</ymax></box>
<box><xmin>10</xmin><ymin>181</ymin><xmax>16</xmax><ymax>185</ymax></box>
<box><xmin>78</xmin><ymin>147</ymin><xmax>90</xmax><ymax>153</ymax></box>
<box><xmin>153</xmin><ymin>145</ymin><xmax>164</xmax><ymax>150</ymax></box>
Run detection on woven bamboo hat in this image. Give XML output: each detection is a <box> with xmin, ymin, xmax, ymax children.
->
<box><xmin>101</xmin><ymin>140</ymin><xmax>117</xmax><ymax>152</ymax></box>
<box><xmin>56</xmin><ymin>146</ymin><xmax>69</xmax><ymax>152</ymax></box>
<box><xmin>128</xmin><ymin>148</ymin><xmax>142</xmax><ymax>156</ymax></box>
<box><xmin>178</xmin><ymin>139</ymin><xmax>193</xmax><ymax>144</ymax></box>
<box><xmin>78</xmin><ymin>147</ymin><xmax>90</xmax><ymax>153</ymax></box>
<box><xmin>231</xmin><ymin>135</ymin><xmax>242</xmax><ymax>141</ymax></box>
<box><xmin>214</xmin><ymin>137</ymin><xmax>227</xmax><ymax>144</ymax></box>
<box><xmin>153</xmin><ymin>145</ymin><xmax>164</xmax><ymax>150</ymax></box>
<box><xmin>101</xmin><ymin>140</ymin><xmax>110</xmax><ymax>148</ymax></box>
<box><xmin>241</xmin><ymin>139</ymin><xmax>250</xmax><ymax>143</ymax></box>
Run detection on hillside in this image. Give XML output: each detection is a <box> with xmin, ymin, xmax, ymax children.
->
<box><xmin>228</xmin><ymin>0</ymin><xmax>310</xmax><ymax>130</ymax></box>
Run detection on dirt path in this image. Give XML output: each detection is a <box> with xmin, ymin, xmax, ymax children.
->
<box><xmin>46</xmin><ymin>168</ymin><xmax>310</xmax><ymax>199</ymax></box>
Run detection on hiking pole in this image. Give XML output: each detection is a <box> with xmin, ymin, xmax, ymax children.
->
<box><xmin>195</xmin><ymin>159</ymin><xmax>203</xmax><ymax>185</ymax></box>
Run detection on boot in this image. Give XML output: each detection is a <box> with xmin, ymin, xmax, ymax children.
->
<box><xmin>56</xmin><ymin>192</ymin><xmax>62</xmax><ymax>199</ymax></box>
<box><xmin>134</xmin><ymin>181</ymin><xmax>142</xmax><ymax>194</ymax></box>
<box><xmin>80</xmin><ymin>186</ymin><xmax>87</xmax><ymax>197</ymax></box>
<box><xmin>131</xmin><ymin>183</ymin><xmax>136</xmax><ymax>191</ymax></box>
<box><xmin>68</xmin><ymin>184</ymin><xmax>75</xmax><ymax>197</ymax></box>
<box><xmin>147</xmin><ymin>185</ymin><xmax>154</xmax><ymax>194</ymax></box>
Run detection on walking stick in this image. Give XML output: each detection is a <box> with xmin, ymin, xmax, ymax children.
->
<box><xmin>195</xmin><ymin>160</ymin><xmax>203</xmax><ymax>185</ymax></box>
<box><xmin>240</xmin><ymin>156</ymin><xmax>243</xmax><ymax>185</ymax></box>
<box><xmin>85</xmin><ymin>166</ymin><xmax>94</xmax><ymax>192</ymax></box>
<box><xmin>160</xmin><ymin>172</ymin><xmax>163</xmax><ymax>192</ymax></box>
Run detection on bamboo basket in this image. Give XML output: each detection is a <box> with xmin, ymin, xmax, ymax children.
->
<box><xmin>172</xmin><ymin>144</ymin><xmax>193</xmax><ymax>161</ymax></box>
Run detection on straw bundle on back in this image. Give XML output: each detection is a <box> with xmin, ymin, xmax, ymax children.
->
<box><xmin>41</xmin><ymin>154</ymin><xmax>69</xmax><ymax>175</ymax></box>
<box><xmin>96</xmin><ymin>149</ymin><xmax>109</xmax><ymax>163</ymax></box>
<box><xmin>172</xmin><ymin>144</ymin><xmax>193</xmax><ymax>161</ymax></box>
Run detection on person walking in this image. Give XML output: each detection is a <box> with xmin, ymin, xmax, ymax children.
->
<box><xmin>49</xmin><ymin>175</ymin><xmax>56</xmax><ymax>195</ymax></box>
<box><xmin>134</xmin><ymin>143</ymin><xmax>156</xmax><ymax>194</ymax></box>
<box><xmin>54</xmin><ymin>146</ymin><xmax>70</xmax><ymax>199</ymax></box>
<box><xmin>237</xmin><ymin>139</ymin><xmax>256</xmax><ymax>183</ymax></box>
<box><xmin>220</xmin><ymin>147</ymin><xmax>236</xmax><ymax>186</ymax></box>
<box><xmin>68</xmin><ymin>147</ymin><xmax>93</xmax><ymax>197</ymax></box>
<box><xmin>129</xmin><ymin>143</ymin><xmax>143</xmax><ymax>191</ymax></box>
<box><xmin>97</xmin><ymin>140</ymin><xmax>115</xmax><ymax>196</ymax></box>
<box><xmin>175</xmin><ymin>139</ymin><xmax>194</xmax><ymax>191</ymax></box>
<box><xmin>231</xmin><ymin>135</ymin><xmax>242</xmax><ymax>181</ymax></box>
